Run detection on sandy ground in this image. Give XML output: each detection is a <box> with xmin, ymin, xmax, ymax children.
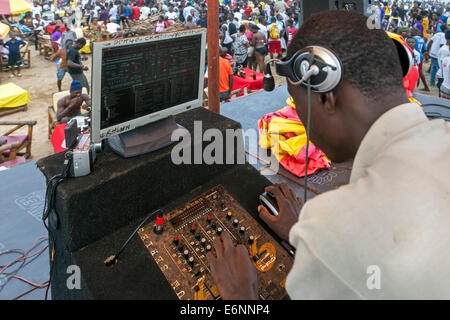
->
<box><xmin>0</xmin><ymin>48</ymin><xmax>92</xmax><ymax>161</ymax></box>
<box><xmin>0</xmin><ymin>49</ymin><xmax>439</xmax><ymax>164</ymax></box>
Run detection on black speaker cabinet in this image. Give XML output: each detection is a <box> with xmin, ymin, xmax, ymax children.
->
<box><xmin>297</xmin><ymin>0</ymin><xmax>375</xmax><ymax>25</ymax></box>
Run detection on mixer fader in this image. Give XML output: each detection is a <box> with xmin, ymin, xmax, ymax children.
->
<box><xmin>138</xmin><ymin>185</ymin><xmax>293</xmax><ymax>300</ymax></box>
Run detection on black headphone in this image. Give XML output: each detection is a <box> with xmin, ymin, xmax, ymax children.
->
<box><xmin>263</xmin><ymin>39</ymin><xmax>413</xmax><ymax>92</ymax></box>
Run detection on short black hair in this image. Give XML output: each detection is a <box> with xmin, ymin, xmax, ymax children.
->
<box><xmin>287</xmin><ymin>11</ymin><xmax>404</xmax><ymax>100</ymax></box>
<box><xmin>76</xmin><ymin>38</ymin><xmax>86</xmax><ymax>46</ymax></box>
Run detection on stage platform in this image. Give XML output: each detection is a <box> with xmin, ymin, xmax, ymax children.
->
<box><xmin>221</xmin><ymin>85</ymin><xmax>352</xmax><ymax>198</ymax></box>
<box><xmin>0</xmin><ymin>85</ymin><xmax>349</xmax><ymax>300</ymax></box>
<box><xmin>1</xmin><ymin>85</ymin><xmax>446</xmax><ymax>299</ymax></box>
<box><xmin>0</xmin><ymin>161</ymin><xmax>50</xmax><ymax>300</ymax></box>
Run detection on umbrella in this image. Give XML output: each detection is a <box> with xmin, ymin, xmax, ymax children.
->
<box><xmin>0</xmin><ymin>0</ymin><xmax>32</xmax><ymax>15</ymax></box>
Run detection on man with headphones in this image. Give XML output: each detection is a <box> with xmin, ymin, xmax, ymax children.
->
<box><xmin>206</xmin><ymin>11</ymin><xmax>450</xmax><ymax>299</ymax></box>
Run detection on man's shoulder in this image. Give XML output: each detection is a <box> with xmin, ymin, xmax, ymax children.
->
<box><xmin>57</xmin><ymin>94</ymin><xmax>71</xmax><ymax>106</ymax></box>
<box><xmin>67</xmin><ymin>47</ymin><xmax>79</xmax><ymax>59</ymax></box>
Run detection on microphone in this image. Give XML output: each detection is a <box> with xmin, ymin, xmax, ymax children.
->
<box><xmin>263</xmin><ymin>63</ymin><xmax>275</xmax><ymax>92</ymax></box>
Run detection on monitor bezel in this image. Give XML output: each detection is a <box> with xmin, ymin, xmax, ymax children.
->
<box><xmin>91</xmin><ymin>28</ymin><xmax>207</xmax><ymax>142</ymax></box>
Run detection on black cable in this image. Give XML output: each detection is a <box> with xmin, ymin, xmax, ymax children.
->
<box><xmin>303</xmin><ymin>77</ymin><xmax>312</xmax><ymax>204</ymax></box>
<box><xmin>41</xmin><ymin>151</ymin><xmax>73</xmax><ymax>300</ymax></box>
<box><xmin>420</xmin><ymin>103</ymin><xmax>450</xmax><ymax>109</ymax></box>
<box><xmin>424</xmin><ymin>113</ymin><xmax>450</xmax><ymax>121</ymax></box>
<box><xmin>421</xmin><ymin>103</ymin><xmax>450</xmax><ymax>121</ymax></box>
<box><xmin>104</xmin><ymin>209</ymin><xmax>162</xmax><ymax>266</ymax></box>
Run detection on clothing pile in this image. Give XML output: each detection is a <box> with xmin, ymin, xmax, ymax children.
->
<box><xmin>258</xmin><ymin>97</ymin><xmax>331</xmax><ymax>177</ymax></box>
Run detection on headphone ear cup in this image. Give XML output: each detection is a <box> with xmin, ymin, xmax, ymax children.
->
<box><xmin>291</xmin><ymin>50</ymin><xmax>312</xmax><ymax>82</ymax></box>
<box><xmin>293</xmin><ymin>46</ymin><xmax>343</xmax><ymax>93</ymax></box>
<box><xmin>391</xmin><ymin>38</ymin><xmax>413</xmax><ymax>77</ymax></box>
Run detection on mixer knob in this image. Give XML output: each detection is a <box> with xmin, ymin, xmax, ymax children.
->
<box><xmin>190</xmin><ymin>226</ymin><xmax>196</xmax><ymax>234</ymax></box>
<box><xmin>216</xmin><ymin>227</ymin><xmax>223</xmax><ymax>236</ymax></box>
<box><xmin>205</xmin><ymin>244</ymin><xmax>212</xmax><ymax>252</ymax></box>
<box><xmin>188</xmin><ymin>256</ymin><xmax>194</xmax><ymax>267</ymax></box>
<box><xmin>239</xmin><ymin>226</ymin><xmax>246</xmax><ymax>235</ymax></box>
<box><xmin>173</xmin><ymin>236</ymin><xmax>179</xmax><ymax>246</ymax></box>
<box><xmin>177</xmin><ymin>245</ymin><xmax>184</xmax><ymax>252</ymax></box>
<box><xmin>200</xmin><ymin>238</ymin><xmax>206</xmax><ymax>247</ymax></box>
<box><xmin>183</xmin><ymin>249</ymin><xmax>189</xmax><ymax>258</ymax></box>
<box><xmin>211</xmin><ymin>223</ymin><xmax>217</xmax><ymax>230</ymax></box>
<box><xmin>233</xmin><ymin>219</ymin><xmax>239</xmax><ymax>227</ymax></box>
<box><xmin>226</xmin><ymin>212</ymin><xmax>232</xmax><ymax>220</ymax></box>
<box><xmin>195</xmin><ymin>234</ymin><xmax>201</xmax><ymax>241</ymax></box>
<box><xmin>248</xmin><ymin>236</ymin><xmax>254</xmax><ymax>244</ymax></box>
<box><xmin>206</xmin><ymin>216</ymin><xmax>212</xmax><ymax>224</ymax></box>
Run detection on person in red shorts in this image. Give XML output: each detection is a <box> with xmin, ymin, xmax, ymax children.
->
<box><xmin>268</xmin><ymin>19</ymin><xmax>282</xmax><ymax>61</ymax></box>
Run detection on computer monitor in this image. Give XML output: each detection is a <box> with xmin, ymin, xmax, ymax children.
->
<box><xmin>90</xmin><ymin>29</ymin><xmax>207</xmax><ymax>144</ymax></box>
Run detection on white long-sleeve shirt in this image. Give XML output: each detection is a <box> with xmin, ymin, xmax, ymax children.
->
<box><xmin>286</xmin><ymin>103</ymin><xmax>450</xmax><ymax>299</ymax></box>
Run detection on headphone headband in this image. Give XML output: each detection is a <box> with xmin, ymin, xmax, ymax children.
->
<box><xmin>270</xmin><ymin>37</ymin><xmax>411</xmax><ymax>93</ymax></box>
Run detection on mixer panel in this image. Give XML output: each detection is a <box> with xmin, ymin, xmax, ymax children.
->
<box><xmin>138</xmin><ymin>185</ymin><xmax>293</xmax><ymax>300</ymax></box>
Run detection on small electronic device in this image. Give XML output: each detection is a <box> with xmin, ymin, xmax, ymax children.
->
<box><xmin>259</xmin><ymin>191</ymin><xmax>279</xmax><ymax>216</ymax></box>
<box><xmin>69</xmin><ymin>133</ymin><xmax>102</xmax><ymax>177</ymax></box>
<box><xmin>64</xmin><ymin>117</ymin><xmax>102</xmax><ymax>177</ymax></box>
<box><xmin>64</xmin><ymin>118</ymin><xmax>80</xmax><ymax>149</ymax></box>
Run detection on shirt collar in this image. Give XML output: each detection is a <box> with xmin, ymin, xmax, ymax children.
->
<box><xmin>350</xmin><ymin>102</ymin><xmax>427</xmax><ymax>183</ymax></box>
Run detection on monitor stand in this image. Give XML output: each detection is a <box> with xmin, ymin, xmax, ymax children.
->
<box><xmin>108</xmin><ymin>116</ymin><xmax>186</xmax><ymax>158</ymax></box>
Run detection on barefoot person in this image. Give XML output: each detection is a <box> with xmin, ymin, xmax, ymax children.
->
<box><xmin>57</xmin><ymin>81</ymin><xmax>91</xmax><ymax>123</ymax></box>
<box><xmin>51</xmin><ymin>39</ymin><xmax>73</xmax><ymax>92</ymax></box>
<box><xmin>3</xmin><ymin>33</ymin><xmax>26</xmax><ymax>78</ymax></box>
<box><xmin>67</xmin><ymin>38</ymin><xmax>90</xmax><ymax>94</ymax></box>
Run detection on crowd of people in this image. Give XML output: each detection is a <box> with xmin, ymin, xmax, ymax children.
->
<box><xmin>374</xmin><ymin>1</ymin><xmax>450</xmax><ymax>98</ymax></box>
<box><xmin>0</xmin><ymin>0</ymin><xmax>449</xmax><ymax>114</ymax></box>
<box><xmin>213</xmin><ymin>0</ymin><xmax>450</xmax><ymax>99</ymax></box>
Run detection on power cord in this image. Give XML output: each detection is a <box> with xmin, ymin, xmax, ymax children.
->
<box><xmin>104</xmin><ymin>209</ymin><xmax>162</xmax><ymax>266</ymax></box>
<box><xmin>0</xmin><ymin>236</ymin><xmax>49</xmax><ymax>299</ymax></box>
<box><xmin>41</xmin><ymin>151</ymin><xmax>73</xmax><ymax>300</ymax></box>
<box><xmin>303</xmin><ymin>77</ymin><xmax>312</xmax><ymax>204</ymax></box>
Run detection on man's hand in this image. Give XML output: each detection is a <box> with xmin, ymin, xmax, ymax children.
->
<box><xmin>83</xmin><ymin>66</ymin><xmax>88</xmax><ymax>71</ymax></box>
<box><xmin>258</xmin><ymin>183</ymin><xmax>302</xmax><ymax>242</ymax></box>
<box><xmin>206</xmin><ymin>232</ymin><xmax>258</xmax><ymax>300</ymax></box>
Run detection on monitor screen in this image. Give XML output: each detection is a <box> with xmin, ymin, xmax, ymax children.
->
<box><xmin>91</xmin><ymin>29</ymin><xmax>206</xmax><ymax>141</ymax></box>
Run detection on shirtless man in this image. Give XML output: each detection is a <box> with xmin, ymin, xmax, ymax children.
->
<box><xmin>57</xmin><ymin>81</ymin><xmax>91</xmax><ymax>123</ymax></box>
<box><xmin>250</xmin><ymin>24</ymin><xmax>267</xmax><ymax>74</ymax></box>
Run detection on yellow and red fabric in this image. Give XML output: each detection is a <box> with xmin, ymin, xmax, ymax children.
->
<box><xmin>387</xmin><ymin>31</ymin><xmax>422</xmax><ymax>105</ymax></box>
<box><xmin>258</xmin><ymin>97</ymin><xmax>330</xmax><ymax>177</ymax></box>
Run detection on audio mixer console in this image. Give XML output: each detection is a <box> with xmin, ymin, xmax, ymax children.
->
<box><xmin>138</xmin><ymin>185</ymin><xmax>293</xmax><ymax>300</ymax></box>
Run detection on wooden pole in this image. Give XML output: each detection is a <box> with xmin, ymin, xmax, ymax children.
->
<box><xmin>207</xmin><ymin>0</ymin><xmax>220</xmax><ymax>113</ymax></box>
